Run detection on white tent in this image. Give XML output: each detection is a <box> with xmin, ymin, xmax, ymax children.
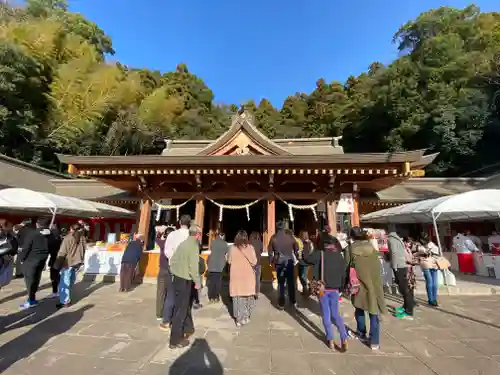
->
<box><xmin>361</xmin><ymin>189</ymin><xmax>500</xmax><ymax>224</ymax></box>
<box><xmin>361</xmin><ymin>189</ymin><xmax>500</xmax><ymax>254</ymax></box>
<box><xmin>0</xmin><ymin>188</ymin><xmax>134</xmax><ymax>219</ymax></box>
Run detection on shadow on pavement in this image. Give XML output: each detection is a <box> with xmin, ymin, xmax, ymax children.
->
<box><xmin>0</xmin><ymin>282</ymin><xmax>51</xmax><ymax>305</ymax></box>
<box><xmin>260</xmin><ymin>283</ymin><xmax>326</xmax><ymax>343</ymax></box>
<box><xmin>384</xmin><ymin>292</ymin><xmax>500</xmax><ymax>330</ymax></box>
<box><xmin>0</xmin><ymin>304</ymin><xmax>94</xmax><ymax>373</ymax></box>
<box><xmin>0</xmin><ymin>281</ymin><xmax>106</xmax><ymax>334</ymax></box>
<box><xmin>169</xmin><ymin>338</ymin><xmax>223</xmax><ymax>375</ymax></box>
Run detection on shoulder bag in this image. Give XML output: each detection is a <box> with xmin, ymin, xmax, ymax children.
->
<box><xmin>311</xmin><ymin>251</ymin><xmax>325</xmax><ymax>297</ymax></box>
<box><xmin>344</xmin><ymin>243</ymin><xmax>360</xmax><ymax>296</ymax></box>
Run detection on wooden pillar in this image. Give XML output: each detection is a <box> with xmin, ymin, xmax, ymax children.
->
<box><xmin>208</xmin><ymin>206</ymin><xmax>217</xmax><ymax>250</ymax></box>
<box><xmin>326</xmin><ymin>200</ymin><xmax>337</xmax><ymax>235</ymax></box>
<box><xmin>351</xmin><ymin>193</ymin><xmax>360</xmax><ymax>227</ymax></box>
<box><xmin>137</xmin><ymin>199</ymin><xmax>152</xmax><ymax>250</ymax></box>
<box><xmin>266</xmin><ymin>199</ymin><xmax>276</xmax><ymax>249</ymax></box>
<box><xmin>194</xmin><ymin>197</ymin><xmax>205</xmax><ymax>233</ymax></box>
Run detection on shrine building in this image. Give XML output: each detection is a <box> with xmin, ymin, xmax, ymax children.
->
<box><xmin>57</xmin><ymin>110</ymin><xmax>438</xmax><ymax>251</ymax></box>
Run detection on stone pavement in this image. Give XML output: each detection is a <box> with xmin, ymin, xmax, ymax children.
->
<box><xmin>2</xmin><ymin>280</ymin><xmax>500</xmax><ymax>375</ymax></box>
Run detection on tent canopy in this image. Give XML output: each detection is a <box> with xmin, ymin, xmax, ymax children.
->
<box><xmin>361</xmin><ymin>189</ymin><xmax>500</xmax><ymax>224</ymax></box>
<box><xmin>0</xmin><ymin>188</ymin><xmax>134</xmax><ymax>218</ymax></box>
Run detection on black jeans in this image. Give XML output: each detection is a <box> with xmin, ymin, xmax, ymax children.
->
<box><xmin>50</xmin><ymin>267</ymin><xmax>60</xmax><ymax>294</ymax></box>
<box><xmin>276</xmin><ymin>259</ymin><xmax>296</xmax><ymax>306</ymax></box>
<box><xmin>394</xmin><ymin>267</ymin><xmax>414</xmax><ymax>316</ymax></box>
<box><xmin>23</xmin><ymin>258</ymin><xmax>46</xmax><ymax>302</ymax></box>
<box><xmin>255</xmin><ymin>265</ymin><xmax>262</xmax><ymax>296</ymax></box>
<box><xmin>170</xmin><ymin>276</ymin><xmax>194</xmax><ymax>345</ymax></box>
<box><xmin>156</xmin><ymin>268</ymin><xmax>170</xmax><ymax>318</ymax></box>
<box><xmin>207</xmin><ymin>271</ymin><xmax>222</xmax><ymax>300</ymax></box>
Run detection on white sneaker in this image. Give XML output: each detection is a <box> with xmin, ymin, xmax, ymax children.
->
<box><xmin>46</xmin><ymin>292</ymin><xmax>59</xmax><ymax>299</ymax></box>
<box><xmin>371</xmin><ymin>345</ymin><xmax>380</xmax><ymax>351</ymax></box>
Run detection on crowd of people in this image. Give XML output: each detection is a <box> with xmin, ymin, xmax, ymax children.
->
<box><xmin>0</xmin><ymin>218</ymin><xmax>88</xmax><ymax>309</ymax></box>
<box><xmin>152</xmin><ymin>215</ymin><xmax>448</xmax><ymax>352</ymax></box>
<box><xmin>0</xmin><ymin>212</ymin><xmax>453</xmax><ymax>353</ymax></box>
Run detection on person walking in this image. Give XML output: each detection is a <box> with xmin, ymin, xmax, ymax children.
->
<box><xmin>0</xmin><ymin>220</ymin><xmax>19</xmax><ymax>290</ymax></box>
<box><xmin>418</xmin><ymin>233</ymin><xmax>440</xmax><ymax>306</ymax></box>
<box><xmin>55</xmin><ymin>223</ymin><xmax>86</xmax><ymax>308</ymax></box>
<box><xmin>119</xmin><ymin>234</ymin><xmax>144</xmax><ymax>292</ymax></box>
<box><xmin>207</xmin><ymin>232</ymin><xmax>229</xmax><ymax>303</ymax></box>
<box><xmin>387</xmin><ymin>226</ymin><xmax>414</xmax><ymax>320</ymax></box>
<box><xmin>297</xmin><ymin>230</ymin><xmax>314</xmax><ymax>295</ymax></box>
<box><xmin>269</xmin><ymin>221</ymin><xmax>299</xmax><ymax>309</ymax></box>
<box><xmin>249</xmin><ymin>231</ymin><xmax>263</xmax><ymax>298</ymax></box>
<box><xmin>156</xmin><ymin>226</ymin><xmax>174</xmax><ymax>320</ymax></box>
<box><xmin>18</xmin><ymin>217</ymin><xmax>52</xmax><ymax>309</ymax></box>
<box><xmin>229</xmin><ymin>230</ymin><xmax>257</xmax><ymax>326</ymax></box>
<box><xmin>346</xmin><ymin>227</ymin><xmax>387</xmax><ymax>350</ymax></box>
<box><xmin>303</xmin><ymin>231</ymin><xmax>348</xmax><ymax>351</ymax></box>
<box><xmin>169</xmin><ymin>224</ymin><xmax>202</xmax><ymax>349</ymax></box>
<box><xmin>46</xmin><ymin>224</ymin><xmax>63</xmax><ymax>299</ymax></box>
<box><xmin>160</xmin><ymin>215</ymin><xmax>191</xmax><ymax>330</ymax></box>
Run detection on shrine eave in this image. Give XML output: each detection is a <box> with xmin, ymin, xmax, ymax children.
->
<box><xmin>57</xmin><ymin>149</ymin><xmax>430</xmax><ymax>168</ymax></box>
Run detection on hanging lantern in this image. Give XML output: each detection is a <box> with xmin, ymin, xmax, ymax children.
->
<box><xmin>176</xmin><ymin>207</ymin><xmax>180</xmax><ymax>222</ymax></box>
<box><xmin>246</xmin><ymin>205</ymin><xmax>250</xmax><ymax>221</ymax></box>
<box><xmin>156</xmin><ymin>206</ymin><xmax>162</xmax><ymax>222</ymax></box>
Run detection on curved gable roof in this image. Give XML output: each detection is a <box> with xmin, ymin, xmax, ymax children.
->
<box><xmin>196</xmin><ymin>112</ymin><xmax>292</xmax><ymax>156</ymax></box>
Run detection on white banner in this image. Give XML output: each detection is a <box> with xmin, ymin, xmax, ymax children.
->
<box><xmin>336</xmin><ymin>193</ymin><xmax>354</xmax><ymax>213</ymax></box>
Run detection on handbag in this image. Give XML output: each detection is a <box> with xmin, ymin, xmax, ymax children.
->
<box><xmin>0</xmin><ymin>257</ymin><xmax>14</xmax><ymax>287</ymax></box>
<box><xmin>434</xmin><ymin>256</ymin><xmax>451</xmax><ymax>270</ymax></box>
<box><xmin>0</xmin><ymin>238</ymin><xmax>13</xmax><ymax>257</ymax></box>
<box><xmin>344</xmin><ymin>244</ymin><xmax>360</xmax><ymax>296</ymax></box>
<box><xmin>310</xmin><ymin>251</ymin><xmax>325</xmax><ymax>297</ymax></box>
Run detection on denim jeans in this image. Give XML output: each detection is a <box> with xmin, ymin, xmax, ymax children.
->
<box><xmin>298</xmin><ymin>264</ymin><xmax>309</xmax><ymax>293</ymax></box>
<box><xmin>354</xmin><ymin>308</ymin><xmax>380</xmax><ymax>346</ymax></box>
<box><xmin>276</xmin><ymin>259</ymin><xmax>296</xmax><ymax>306</ymax></box>
<box><xmin>319</xmin><ymin>290</ymin><xmax>348</xmax><ymax>341</ymax></box>
<box><xmin>59</xmin><ymin>267</ymin><xmax>77</xmax><ymax>304</ymax></box>
<box><xmin>422</xmin><ymin>268</ymin><xmax>438</xmax><ymax>304</ymax></box>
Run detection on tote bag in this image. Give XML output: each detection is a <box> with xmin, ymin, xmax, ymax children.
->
<box><xmin>0</xmin><ymin>257</ymin><xmax>14</xmax><ymax>287</ymax></box>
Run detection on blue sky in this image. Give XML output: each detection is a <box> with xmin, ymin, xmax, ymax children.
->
<box><xmin>69</xmin><ymin>0</ymin><xmax>498</xmax><ymax>107</ymax></box>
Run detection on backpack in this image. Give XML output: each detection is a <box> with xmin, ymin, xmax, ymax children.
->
<box><xmin>344</xmin><ymin>244</ymin><xmax>360</xmax><ymax>296</ymax></box>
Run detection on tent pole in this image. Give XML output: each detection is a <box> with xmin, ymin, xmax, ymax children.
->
<box><xmin>49</xmin><ymin>207</ymin><xmax>57</xmax><ymax>227</ymax></box>
<box><xmin>432</xmin><ymin>212</ymin><xmax>443</xmax><ymax>256</ymax></box>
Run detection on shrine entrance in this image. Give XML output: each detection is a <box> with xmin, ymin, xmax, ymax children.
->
<box><xmin>212</xmin><ymin>200</ymin><xmax>265</xmax><ymax>243</ymax></box>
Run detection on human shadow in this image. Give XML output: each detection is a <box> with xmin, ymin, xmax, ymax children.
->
<box><xmin>0</xmin><ymin>281</ymin><xmax>51</xmax><ymax>305</ymax></box>
<box><xmin>0</xmin><ymin>304</ymin><xmax>94</xmax><ymax>373</ymax></box>
<box><xmin>169</xmin><ymin>338</ymin><xmax>223</xmax><ymax>375</ymax></box>
<box><xmin>260</xmin><ymin>282</ymin><xmax>326</xmax><ymax>343</ymax></box>
<box><xmin>0</xmin><ymin>281</ymin><xmax>105</xmax><ymax>334</ymax></box>
<box><xmin>384</xmin><ymin>292</ymin><xmax>500</xmax><ymax>330</ymax></box>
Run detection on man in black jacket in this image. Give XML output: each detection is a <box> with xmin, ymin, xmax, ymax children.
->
<box><xmin>269</xmin><ymin>221</ymin><xmax>299</xmax><ymax>309</ymax></box>
<box><xmin>47</xmin><ymin>224</ymin><xmax>63</xmax><ymax>298</ymax></box>
<box><xmin>18</xmin><ymin>217</ymin><xmax>52</xmax><ymax>309</ymax></box>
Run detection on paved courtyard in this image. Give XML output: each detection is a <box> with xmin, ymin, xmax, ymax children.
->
<box><xmin>2</xmin><ymin>279</ymin><xmax>500</xmax><ymax>375</ymax></box>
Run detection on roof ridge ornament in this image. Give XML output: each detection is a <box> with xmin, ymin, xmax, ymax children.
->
<box><xmin>233</xmin><ymin>105</ymin><xmax>255</xmax><ymax>126</ymax></box>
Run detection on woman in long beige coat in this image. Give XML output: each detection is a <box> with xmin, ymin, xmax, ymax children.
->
<box><xmin>229</xmin><ymin>230</ymin><xmax>257</xmax><ymax>326</ymax></box>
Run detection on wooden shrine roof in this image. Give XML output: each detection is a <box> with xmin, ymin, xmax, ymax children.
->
<box><xmin>57</xmin><ymin>111</ymin><xmax>436</xmax><ymax>178</ymax></box>
<box><xmin>57</xmin><ymin>150</ymin><xmax>429</xmax><ymax>167</ymax></box>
